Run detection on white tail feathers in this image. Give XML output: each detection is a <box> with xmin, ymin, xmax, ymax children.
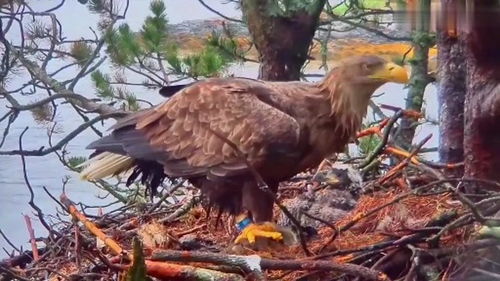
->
<box><xmin>79</xmin><ymin>152</ymin><xmax>135</xmax><ymax>181</ymax></box>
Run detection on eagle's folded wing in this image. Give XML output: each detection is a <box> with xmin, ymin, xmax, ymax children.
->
<box><xmin>96</xmin><ymin>79</ymin><xmax>301</xmax><ymax>179</ymax></box>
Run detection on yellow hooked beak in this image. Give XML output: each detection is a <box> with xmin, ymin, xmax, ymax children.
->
<box><xmin>369</xmin><ymin>62</ymin><xmax>409</xmax><ymax>84</ymax></box>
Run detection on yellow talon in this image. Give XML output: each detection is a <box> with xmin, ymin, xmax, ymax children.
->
<box><xmin>235</xmin><ymin>222</ymin><xmax>284</xmax><ymax>244</ymax></box>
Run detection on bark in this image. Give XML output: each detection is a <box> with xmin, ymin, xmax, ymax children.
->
<box><xmin>437</xmin><ymin>1</ymin><xmax>466</xmax><ymax>176</ymax></box>
<box><xmin>463</xmin><ymin>0</ymin><xmax>500</xmax><ymax>192</ymax></box>
<box><xmin>241</xmin><ymin>0</ymin><xmax>326</xmax><ymax>81</ymax></box>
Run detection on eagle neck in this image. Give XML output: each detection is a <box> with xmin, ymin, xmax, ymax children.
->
<box><xmin>317</xmin><ymin>71</ymin><xmax>376</xmax><ymax>139</ymax></box>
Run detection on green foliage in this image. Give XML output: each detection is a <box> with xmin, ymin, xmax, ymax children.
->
<box><xmin>87</xmin><ymin>0</ymin><xmax>107</xmax><ymax>14</ymax></box>
<box><xmin>358</xmin><ymin>135</ymin><xmax>381</xmax><ymax>155</ymax></box>
<box><xmin>70</xmin><ymin>41</ymin><xmax>93</xmax><ymax>66</ymax></box>
<box><xmin>105</xmin><ymin>25</ymin><xmax>139</xmax><ymax>66</ymax></box>
<box><xmin>206</xmin><ymin>31</ymin><xmax>244</xmax><ymax>63</ymax></box>
<box><xmin>67</xmin><ymin>156</ymin><xmax>87</xmax><ymax>172</ymax></box>
<box><xmin>91</xmin><ymin>70</ymin><xmax>114</xmax><ymax>99</ymax></box>
<box><xmin>126</xmin><ymin>238</ymin><xmax>149</xmax><ymax>281</ymax></box>
<box><xmin>358</xmin><ymin>123</ymin><xmax>382</xmax><ymax>155</ymax></box>
<box><xmin>183</xmin><ymin>48</ymin><xmax>227</xmax><ymax>78</ymax></box>
<box><xmin>141</xmin><ymin>0</ymin><xmax>169</xmax><ymax>53</ymax></box>
<box><xmin>163</xmin><ymin>33</ymin><xmax>237</xmax><ymax>79</ymax></box>
<box><xmin>99</xmin><ymin>0</ymin><xmax>237</xmax><ymax>101</ymax></box>
<box><xmin>165</xmin><ymin>48</ymin><xmax>182</xmax><ymax>73</ymax></box>
<box><xmin>116</xmin><ymin>88</ymin><xmax>140</xmax><ymax>111</ymax></box>
<box><xmin>91</xmin><ymin>70</ymin><xmax>140</xmax><ymax>111</ymax></box>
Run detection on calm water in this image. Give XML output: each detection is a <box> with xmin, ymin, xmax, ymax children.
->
<box><xmin>0</xmin><ymin>0</ymin><xmax>439</xmax><ymax>256</ymax></box>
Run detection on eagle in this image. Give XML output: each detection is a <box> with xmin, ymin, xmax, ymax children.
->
<box><xmin>80</xmin><ymin>55</ymin><xmax>408</xmax><ymax>244</ymax></box>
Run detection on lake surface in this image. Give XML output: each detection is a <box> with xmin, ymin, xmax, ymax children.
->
<box><xmin>0</xmin><ymin>0</ymin><xmax>439</xmax><ymax>256</ymax></box>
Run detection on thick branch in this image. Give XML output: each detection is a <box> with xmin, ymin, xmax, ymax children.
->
<box><xmin>151</xmin><ymin>250</ymin><xmax>387</xmax><ymax>281</ymax></box>
<box><xmin>7</xmin><ymin>93</ymin><xmax>111</xmax><ymax>112</ymax></box>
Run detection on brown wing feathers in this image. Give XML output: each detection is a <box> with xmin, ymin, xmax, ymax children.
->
<box><xmin>80</xmin><ymin>78</ymin><xmax>301</xmax><ymax>198</ymax></box>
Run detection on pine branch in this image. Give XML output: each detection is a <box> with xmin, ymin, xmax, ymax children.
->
<box><xmin>12</xmin><ymin>48</ymin><xmax>124</xmax><ymax>117</ymax></box>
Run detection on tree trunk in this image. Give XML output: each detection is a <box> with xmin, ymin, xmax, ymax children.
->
<box><xmin>241</xmin><ymin>0</ymin><xmax>326</xmax><ymax>81</ymax></box>
<box><xmin>436</xmin><ymin>0</ymin><xmax>466</xmax><ymax>176</ymax></box>
<box><xmin>395</xmin><ymin>39</ymin><xmax>431</xmax><ymax>150</ymax></box>
<box><xmin>394</xmin><ymin>0</ymin><xmax>433</xmax><ymax>150</ymax></box>
<box><xmin>463</xmin><ymin>0</ymin><xmax>500</xmax><ymax>192</ymax></box>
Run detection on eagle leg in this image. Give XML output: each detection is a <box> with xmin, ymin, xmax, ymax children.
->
<box><xmin>234</xmin><ymin>182</ymin><xmax>285</xmax><ymax>244</ymax></box>
<box><xmin>234</xmin><ymin>222</ymin><xmax>283</xmax><ymax>244</ymax></box>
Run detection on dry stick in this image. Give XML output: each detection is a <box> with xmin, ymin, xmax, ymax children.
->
<box><xmin>147</xmin><ymin>180</ymin><xmax>185</xmax><ymax>214</ymax></box>
<box><xmin>385</xmin><ymin>146</ymin><xmax>464</xmax><ymax>169</ymax></box>
<box><xmin>158</xmin><ymin>194</ymin><xmax>200</xmax><ymax>224</ymax></box>
<box><xmin>359</xmin><ymin>110</ymin><xmax>404</xmax><ymax>169</ymax></box>
<box><xmin>356</xmin><ymin>118</ymin><xmax>389</xmax><ymax>138</ymax></box>
<box><xmin>151</xmin><ymin>250</ymin><xmax>388</xmax><ymax>281</ymax></box>
<box><xmin>17</xmin><ymin>127</ymin><xmax>61</xmax><ymax>239</ymax></box>
<box><xmin>0</xmin><ymin>228</ymin><xmax>21</xmax><ymax>253</ymax></box>
<box><xmin>207</xmin><ymin>127</ymin><xmax>312</xmax><ymax>256</ymax></box>
<box><xmin>176</xmin><ymin>224</ymin><xmax>207</xmax><ymax>237</ymax></box>
<box><xmin>23</xmin><ymin>215</ymin><xmax>39</xmax><ymax>261</ymax></box>
<box><xmin>384</xmin><ymin>146</ymin><xmax>421</xmax><ymax>165</ymax></box>
<box><xmin>377</xmin><ymin>134</ymin><xmax>432</xmax><ymax>185</ymax></box>
<box><xmin>420</xmin><ymin>168</ymin><xmax>500</xmax><ymax>226</ymax></box>
<box><xmin>142</xmin><ymin>260</ymin><xmax>246</xmax><ymax>281</ymax></box>
<box><xmin>60</xmin><ymin>193</ymin><xmax>127</xmax><ymax>257</ymax></box>
<box><xmin>61</xmin><ymin>194</ymin><xmax>245</xmax><ymax>281</ymax></box>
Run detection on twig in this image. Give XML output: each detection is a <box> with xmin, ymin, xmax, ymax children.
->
<box><xmin>0</xmin><ymin>229</ymin><xmax>20</xmax><ymax>253</ymax></box>
<box><xmin>378</xmin><ymin>134</ymin><xmax>432</xmax><ymax>185</ymax></box>
<box><xmin>359</xmin><ymin>110</ymin><xmax>404</xmax><ymax>169</ymax></box>
<box><xmin>18</xmin><ymin>127</ymin><xmax>60</xmax><ymax>238</ymax></box>
<box><xmin>318</xmin><ymin>177</ymin><xmax>465</xmax><ymax>252</ymax></box>
<box><xmin>159</xmin><ymin>194</ymin><xmax>200</xmax><ymax>224</ymax></box>
<box><xmin>357</xmin><ymin>118</ymin><xmax>389</xmax><ymax>138</ymax></box>
<box><xmin>147</xmin><ymin>181</ymin><xmax>185</xmax><ymax>214</ymax></box>
<box><xmin>23</xmin><ymin>215</ymin><xmax>39</xmax><ymax>261</ymax></box>
<box><xmin>197</xmin><ymin>0</ymin><xmax>244</xmax><ymax>23</ymax></box>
